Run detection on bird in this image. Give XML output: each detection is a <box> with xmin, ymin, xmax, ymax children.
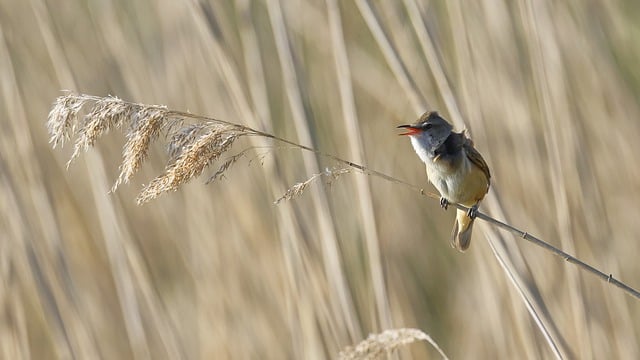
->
<box><xmin>398</xmin><ymin>111</ymin><xmax>491</xmax><ymax>251</ymax></box>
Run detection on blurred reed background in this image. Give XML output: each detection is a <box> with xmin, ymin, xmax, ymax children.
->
<box><xmin>1</xmin><ymin>0</ymin><xmax>640</xmax><ymax>358</ymax></box>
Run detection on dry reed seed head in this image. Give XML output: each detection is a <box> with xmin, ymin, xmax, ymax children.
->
<box><xmin>112</xmin><ymin>106</ymin><xmax>169</xmax><ymax>191</ymax></box>
<box><xmin>69</xmin><ymin>96</ymin><xmax>135</xmax><ymax>164</ymax></box>
<box><xmin>338</xmin><ymin>328</ymin><xmax>449</xmax><ymax>360</ymax></box>
<box><xmin>136</xmin><ymin>123</ymin><xmax>242</xmax><ymax>204</ymax></box>
<box><xmin>47</xmin><ymin>92</ymin><xmax>89</xmax><ymax>148</ymax></box>
<box><xmin>274</xmin><ymin>167</ymin><xmax>351</xmax><ymax>204</ymax></box>
<box><xmin>166</xmin><ymin>123</ymin><xmax>210</xmax><ymax>163</ymax></box>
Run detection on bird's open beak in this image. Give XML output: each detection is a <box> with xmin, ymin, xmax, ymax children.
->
<box><xmin>397</xmin><ymin>124</ymin><xmax>421</xmax><ymax>136</ymax></box>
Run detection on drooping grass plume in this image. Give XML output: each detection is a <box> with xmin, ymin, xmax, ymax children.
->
<box><xmin>47</xmin><ymin>92</ymin><xmax>253</xmax><ymax>203</ymax></box>
<box><xmin>136</xmin><ymin>123</ymin><xmax>244</xmax><ymax>204</ymax></box>
<box><xmin>338</xmin><ymin>328</ymin><xmax>449</xmax><ymax>360</ymax></box>
<box><xmin>48</xmin><ymin>92</ymin><xmax>360</xmax><ymax>205</ymax></box>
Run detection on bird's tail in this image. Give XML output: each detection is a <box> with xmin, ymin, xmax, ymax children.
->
<box><xmin>451</xmin><ymin>208</ymin><xmax>474</xmax><ymax>252</ymax></box>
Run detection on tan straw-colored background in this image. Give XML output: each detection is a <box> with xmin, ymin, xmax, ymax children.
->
<box><xmin>1</xmin><ymin>0</ymin><xmax>640</xmax><ymax>358</ymax></box>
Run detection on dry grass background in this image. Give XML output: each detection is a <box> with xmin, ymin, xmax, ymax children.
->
<box><xmin>1</xmin><ymin>0</ymin><xmax>640</xmax><ymax>359</ymax></box>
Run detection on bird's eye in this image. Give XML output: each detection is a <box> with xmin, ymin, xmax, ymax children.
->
<box><xmin>424</xmin><ymin>123</ymin><xmax>432</xmax><ymax>130</ymax></box>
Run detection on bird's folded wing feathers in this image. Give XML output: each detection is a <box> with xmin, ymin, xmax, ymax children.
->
<box><xmin>464</xmin><ymin>139</ymin><xmax>491</xmax><ymax>183</ymax></box>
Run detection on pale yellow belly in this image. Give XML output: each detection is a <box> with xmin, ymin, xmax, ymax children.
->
<box><xmin>426</xmin><ymin>156</ymin><xmax>489</xmax><ymax>206</ymax></box>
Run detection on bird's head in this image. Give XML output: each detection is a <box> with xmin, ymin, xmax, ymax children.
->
<box><xmin>397</xmin><ymin>111</ymin><xmax>453</xmax><ymax>154</ymax></box>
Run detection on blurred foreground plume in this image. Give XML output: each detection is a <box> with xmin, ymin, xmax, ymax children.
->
<box><xmin>338</xmin><ymin>328</ymin><xmax>449</xmax><ymax>360</ymax></box>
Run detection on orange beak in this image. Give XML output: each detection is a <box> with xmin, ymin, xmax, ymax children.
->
<box><xmin>397</xmin><ymin>124</ymin><xmax>422</xmax><ymax>136</ymax></box>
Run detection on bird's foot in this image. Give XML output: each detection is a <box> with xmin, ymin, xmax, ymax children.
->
<box><xmin>467</xmin><ymin>204</ymin><xmax>479</xmax><ymax>219</ymax></box>
<box><xmin>440</xmin><ymin>197</ymin><xmax>449</xmax><ymax>210</ymax></box>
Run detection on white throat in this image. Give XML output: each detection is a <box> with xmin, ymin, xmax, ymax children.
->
<box><xmin>409</xmin><ymin>136</ymin><xmax>433</xmax><ymax>164</ymax></box>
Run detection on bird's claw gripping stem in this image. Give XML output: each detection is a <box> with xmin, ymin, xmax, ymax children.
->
<box><xmin>467</xmin><ymin>204</ymin><xmax>479</xmax><ymax>219</ymax></box>
<box><xmin>440</xmin><ymin>197</ymin><xmax>449</xmax><ymax>210</ymax></box>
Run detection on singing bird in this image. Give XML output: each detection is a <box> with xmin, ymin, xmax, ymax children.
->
<box><xmin>398</xmin><ymin>111</ymin><xmax>491</xmax><ymax>251</ymax></box>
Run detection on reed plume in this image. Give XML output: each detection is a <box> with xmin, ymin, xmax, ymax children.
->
<box><xmin>49</xmin><ymin>92</ymin><xmax>357</xmax><ymax>206</ymax></box>
<box><xmin>47</xmin><ymin>93</ymin><xmax>255</xmax><ymax>204</ymax></box>
<box><xmin>339</xmin><ymin>328</ymin><xmax>449</xmax><ymax>360</ymax></box>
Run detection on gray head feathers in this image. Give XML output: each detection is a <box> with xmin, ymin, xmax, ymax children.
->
<box><xmin>410</xmin><ymin>111</ymin><xmax>454</xmax><ymax>154</ymax></box>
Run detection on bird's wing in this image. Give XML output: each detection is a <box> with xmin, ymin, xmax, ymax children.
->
<box><xmin>464</xmin><ymin>139</ymin><xmax>491</xmax><ymax>184</ymax></box>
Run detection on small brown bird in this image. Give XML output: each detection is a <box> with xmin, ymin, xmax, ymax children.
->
<box><xmin>398</xmin><ymin>111</ymin><xmax>491</xmax><ymax>251</ymax></box>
